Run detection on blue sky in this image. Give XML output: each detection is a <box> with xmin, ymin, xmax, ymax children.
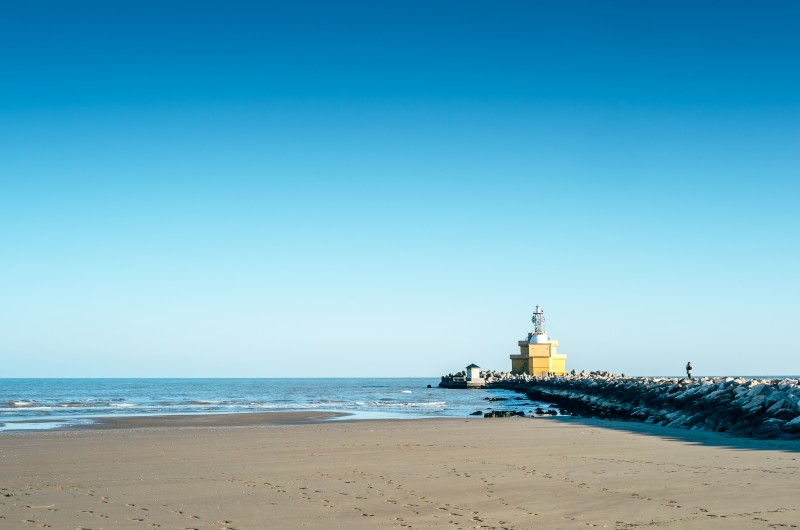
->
<box><xmin>1</xmin><ymin>1</ymin><xmax>798</xmax><ymax>377</ymax></box>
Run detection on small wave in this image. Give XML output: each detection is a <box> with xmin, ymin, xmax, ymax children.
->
<box><xmin>59</xmin><ymin>402</ymin><xmax>89</xmax><ymax>408</ymax></box>
<box><xmin>252</xmin><ymin>402</ymin><xmax>348</xmax><ymax>410</ymax></box>
<box><xmin>1</xmin><ymin>405</ymin><xmax>53</xmax><ymax>411</ymax></box>
<box><xmin>257</xmin><ymin>403</ymin><xmax>320</xmax><ymax>409</ymax></box>
<box><xmin>8</xmin><ymin>401</ymin><xmax>35</xmax><ymax>408</ymax></box>
<box><xmin>400</xmin><ymin>390</ymin><xmax>412</xmax><ymax>394</ymax></box>
<box><xmin>356</xmin><ymin>401</ymin><xmax>446</xmax><ymax>407</ymax></box>
<box><xmin>108</xmin><ymin>403</ymin><xmax>136</xmax><ymax>408</ymax></box>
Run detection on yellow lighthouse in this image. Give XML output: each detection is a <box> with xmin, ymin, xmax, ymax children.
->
<box><xmin>510</xmin><ymin>305</ymin><xmax>567</xmax><ymax>376</ymax></box>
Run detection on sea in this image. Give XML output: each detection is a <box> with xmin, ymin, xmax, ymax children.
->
<box><xmin>0</xmin><ymin>378</ymin><xmax>552</xmax><ymax>432</ymax></box>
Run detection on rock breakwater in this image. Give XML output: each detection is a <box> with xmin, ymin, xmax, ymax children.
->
<box><xmin>440</xmin><ymin>371</ymin><xmax>800</xmax><ymax>439</ymax></box>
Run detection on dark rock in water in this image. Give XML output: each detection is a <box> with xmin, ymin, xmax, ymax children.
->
<box><xmin>427</xmin><ymin>384</ymin><xmax>432</xmax><ymax>388</ymax></box>
<box><xmin>546</xmin><ymin>409</ymin><xmax>558</xmax><ymax>416</ymax></box>
<box><xmin>513</xmin><ymin>411</ymin><xmax>525</xmax><ymax>417</ymax></box>
<box><xmin>535</xmin><ymin>407</ymin><xmax>545</xmax><ymax>415</ymax></box>
<box><xmin>470</xmin><ymin>410</ymin><xmax>483</xmax><ymax>416</ymax></box>
<box><xmin>485</xmin><ymin>397</ymin><xmax>509</xmax><ymax>401</ymax></box>
<box><xmin>485</xmin><ymin>410</ymin><xmax>514</xmax><ymax>418</ymax></box>
<box><xmin>514</xmin><ymin>397</ymin><xmax>526</xmax><ymax>400</ymax></box>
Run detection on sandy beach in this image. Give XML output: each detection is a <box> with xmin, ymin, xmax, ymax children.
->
<box><xmin>1</xmin><ymin>414</ymin><xmax>798</xmax><ymax>529</ymax></box>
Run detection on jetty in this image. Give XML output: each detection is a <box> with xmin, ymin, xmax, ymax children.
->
<box><xmin>440</xmin><ymin>370</ymin><xmax>800</xmax><ymax>440</ymax></box>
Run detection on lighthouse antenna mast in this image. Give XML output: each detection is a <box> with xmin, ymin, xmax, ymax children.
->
<box><xmin>531</xmin><ymin>305</ymin><xmax>546</xmax><ymax>335</ymax></box>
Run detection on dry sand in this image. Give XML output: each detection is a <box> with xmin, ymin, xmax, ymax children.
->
<box><xmin>1</xmin><ymin>413</ymin><xmax>799</xmax><ymax>529</ymax></box>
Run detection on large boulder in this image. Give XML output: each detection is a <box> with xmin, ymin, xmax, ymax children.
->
<box><xmin>781</xmin><ymin>415</ymin><xmax>800</xmax><ymax>435</ymax></box>
<box><xmin>752</xmin><ymin>418</ymin><xmax>787</xmax><ymax>439</ymax></box>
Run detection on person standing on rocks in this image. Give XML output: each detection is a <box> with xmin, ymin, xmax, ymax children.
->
<box><xmin>686</xmin><ymin>362</ymin><xmax>693</xmax><ymax>379</ymax></box>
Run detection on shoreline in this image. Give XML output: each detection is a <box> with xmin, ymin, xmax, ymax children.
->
<box><xmin>4</xmin><ymin>406</ymin><xmax>800</xmax><ymax>445</ymax></box>
<box><xmin>2</xmin><ymin>411</ymin><xmax>796</xmax><ymax>450</ymax></box>
<box><xmin>0</xmin><ymin>410</ymin><xmax>352</xmax><ymax>433</ymax></box>
<box><xmin>77</xmin><ymin>410</ymin><xmax>352</xmax><ymax>430</ymax></box>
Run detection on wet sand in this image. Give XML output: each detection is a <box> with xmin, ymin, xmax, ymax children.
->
<box><xmin>1</xmin><ymin>413</ymin><xmax>798</xmax><ymax>529</ymax></box>
<box><xmin>78</xmin><ymin>411</ymin><xmax>348</xmax><ymax>429</ymax></box>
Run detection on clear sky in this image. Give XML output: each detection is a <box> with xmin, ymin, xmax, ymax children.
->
<box><xmin>1</xmin><ymin>1</ymin><xmax>798</xmax><ymax>377</ymax></box>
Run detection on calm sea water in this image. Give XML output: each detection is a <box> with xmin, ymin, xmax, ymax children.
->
<box><xmin>0</xmin><ymin>378</ymin><xmax>550</xmax><ymax>432</ymax></box>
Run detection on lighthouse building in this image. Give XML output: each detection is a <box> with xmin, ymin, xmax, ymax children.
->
<box><xmin>510</xmin><ymin>305</ymin><xmax>568</xmax><ymax>376</ymax></box>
